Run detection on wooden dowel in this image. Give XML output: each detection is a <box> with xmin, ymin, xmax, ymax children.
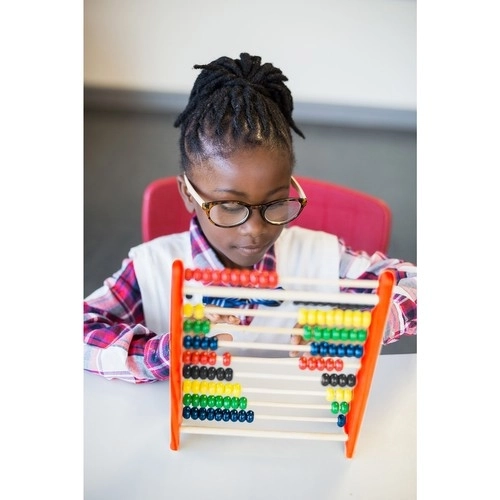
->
<box><xmin>180</xmin><ymin>426</ymin><xmax>348</xmax><ymax>442</ymax></box>
<box><xmin>184</xmin><ymin>285</ymin><xmax>378</xmax><ymax>306</ymax></box>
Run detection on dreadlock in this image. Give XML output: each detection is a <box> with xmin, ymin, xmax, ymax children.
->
<box><xmin>174</xmin><ymin>53</ymin><xmax>305</xmax><ymax>172</ymax></box>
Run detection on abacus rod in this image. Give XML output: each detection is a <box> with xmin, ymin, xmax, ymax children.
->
<box><xmin>234</xmin><ymin>371</ymin><xmax>339</xmax><ymax>383</ymax></box>
<box><xmin>209</xmin><ymin>324</ymin><xmax>306</xmax><ymax>336</ymax></box>
<box><xmin>184</xmin><ymin>285</ymin><xmax>379</xmax><ymax>306</ymax></box>
<box><xmin>242</xmin><ymin>387</ymin><xmax>328</xmax><ymax>397</ymax></box>
<box><xmin>180</xmin><ymin>426</ymin><xmax>348</xmax><ymax>442</ymax></box>
<box><xmin>256</xmin><ymin>414</ymin><xmax>342</xmax><ymax>423</ymax></box>
<box><xmin>250</xmin><ymin>401</ymin><xmax>331</xmax><ymax>410</ymax></box>
<box><xmin>228</xmin><ymin>355</ymin><xmax>360</xmax><ymax>370</ymax></box>
<box><xmin>279</xmin><ymin>277</ymin><xmax>378</xmax><ymax>289</ymax></box>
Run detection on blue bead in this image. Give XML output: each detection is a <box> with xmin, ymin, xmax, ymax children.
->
<box><xmin>230</xmin><ymin>410</ymin><xmax>239</xmax><ymax>422</ymax></box>
<box><xmin>182</xmin><ymin>406</ymin><xmax>191</xmax><ymax>419</ymax></box>
<box><xmin>337</xmin><ymin>345</ymin><xmax>346</xmax><ymax>357</ymax></box>
<box><xmin>206</xmin><ymin>408</ymin><xmax>215</xmax><ymax>421</ymax></box>
<box><xmin>222</xmin><ymin>409</ymin><xmax>230</xmax><ymax>422</ymax></box>
<box><xmin>354</xmin><ymin>345</ymin><xmax>363</xmax><ymax>358</ymax></box>
<box><xmin>328</xmin><ymin>343</ymin><xmax>337</xmax><ymax>356</ymax></box>
<box><xmin>337</xmin><ymin>414</ymin><xmax>346</xmax><ymax>427</ymax></box>
<box><xmin>198</xmin><ymin>408</ymin><xmax>207</xmax><ymax>421</ymax></box>
<box><xmin>319</xmin><ymin>342</ymin><xmax>329</xmax><ymax>356</ymax></box>
<box><xmin>192</xmin><ymin>336</ymin><xmax>201</xmax><ymax>349</ymax></box>
<box><xmin>214</xmin><ymin>409</ymin><xmax>223</xmax><ymax>421</ymax></box>
<box><xmin>246</xmin><ymin>410</ymin><xmax>255</xmax><ymax>423</ymax></box>
<box><xmin>238</xmin><ymin>410</ymin><xmax>247</xmax><ymax>422</ymax></box>
<box><xmin>209</xmin><ymin>337</ymin><xmax>218</xmax><ymax>350</ymax></box>
<box><xmin>190</xmin><ymin>407</ymin><xmax>199</xmax><ymax>420</ymax></box>
<box><xmin>346</xmin><ymin>344</ymin><xmax>354</xmax><ymax>357</ymax></box>
<box><xmin>310</xmin><ymin>342</ymin><xmax>319</xmax><ymax>355</ymax></box>
<box><xmin>183</xmin><ymin>336</ymin><xmax>193</xmax><ymax>348</ymax></box>
<box><xmin>200</xmin><ymin>337</ymin><xmax>209</xmax><ymax>350</ymax></box>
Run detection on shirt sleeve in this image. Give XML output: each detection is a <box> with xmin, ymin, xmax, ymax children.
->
<box><xmin>84</xmin><ymin>259</ymin><xmax>170</xmax><ymax>383</ymax></box>
<box><xmin>338</xmin><ymin>240</ymin><xmax>417</xmax><ymax>344</ymax></box>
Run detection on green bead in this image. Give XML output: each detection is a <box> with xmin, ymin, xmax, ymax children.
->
<box><xmin>357</xmin><ymin>329</ymin><xmax>367</xmax><ymax>341</ymax></box>
<box><xmin>340</xmin><ymin>402</ymin><xmax>349</xmax><ymax>414</ymax></box>
<box><xmin>349</xmin><ymin>329</ymin><xmax>358</xmax><ymax>341</ymax></box>
<box><xmin>215</xmin><ymin>396</ymin><xmax>223</xmax><ymax>408</ymax></box>
<box><xmin>331</xmin><ymin>328</ymin><xmax>340</xmax><ymax>340</ymax></box>
<box><xmin>303</xmin><ymin>325</ymin><xmax>312</xmax><ymax>340</ymax></box>
<box><xmin>193</xmin><ymin>320</ymin><xmax>202</xmax><ymax>334</ymax></box>
<box><xmin>191</xmin><ymin>394</ymin><xmax>200</xmax><ymax>407</ymax></box>
<box><xmin>313</xmin><ymin>326</ymin><xmax>323</xmax><ymax>340</ymax></box>
<box><xmin>231</xmin><ymin>397</ymin><xmax>240</xmax><ymax>409</ymax></box>
<box><xmin>331</xmin><ymin>401</ymin><xmax>340</xmax><ymax>414</ymax></box>
<box><xmin>201</xmin><ymin>320</ymin><xmax>211</xmax><ymax>334</ymax></box>
<box><xmin>182</xmin><ymin>393</ymin><xmax>192</xmax><ymax>405</ymax></box>
<box><xmin>239</xmin><ymin>397</ymin><xmax>248</xmax><ymax>410</ymax></box>
<box><xmin>322</xmin><ymin>328</ymin><xmax>332</xmax><ymax>340</ymax></box>
<box><xmin>199</xmin><ymin>394</ymin><xmax>208</xmax><ymax>407</ymax></box>
<box><xmin>223</xmin><ymin>396</ymin><xmax>232</xmax><ymax>409</ymax></box>
<box><xmin>207</xmin><ymin>395</ymin><xmax>215</xmax><ymax>407</ymax></box>
<box><xmin>183</xmin><ymin>319</ymin><xmax>194</xmax><ymax>332</ymax></box>
<box><xmin>340</xmin><ymin>328</ymin><xmax>349</xmax><ymax>341</ymax></box>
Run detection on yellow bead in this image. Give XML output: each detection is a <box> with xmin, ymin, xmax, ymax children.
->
<box><xmin>183</xmin><ymin>303</ymin><xmax>193</xmax><ymax>318</ymax></box>
<box><xmin>352</xmin><ymin>309</ymin><xmax>362</xmax><ymax>328</ymax></box>
<box><xmin>224</xmin><ymin>383</ymin><xmax>233</xmax><ymax>395</ymax></box>
<box><xmin>208</xmin><ymin>382</ymin><xmax>216</xmax><ymax>394</ymax></box>
<box><xmin>297</xmin><ymin>308</ymin><xmax>307</xmax><ymax>326</ymax></box>
<box><xmin>183</xmin><ymin>380</ymin><xmax>192</xmax><ymax>393</ymax></box>
<box><xmin>325</xmin><ymin>388</ymin><xmax>335</xmax><ymax>402</ymax></box>
<box><xmin>325</xmin><ymin>310</ymin><xmax>335</xmax><ymax>327</ymax></box>
<box><xmin>233</xmin><ymin>383</ymin><xmax>241</xmax><ymax>397</ymax></box>
<box><xmin>200</xmin><ymin>381</ymin><xmax>209</xmax><ymax>394</ymax></box>
<box><xmin>335</xmin><ymin>389</ymin><xmax>344</xmax><ymax>401</ymax></box>
<box><xmin>193</xmin><ymin>304</ymin><xmax>205</xmax><ymax>320</ymax></box>
<box><xmin>362</xmin><ymin>310</ymin><xmax>372</xmax><ymax>328</ymax></box>
<box><xmin>307</xmin><ymin>309</ymin><xmax>317</xmax><ymax>326</ymax></box>
<box><xmin>333</xmin><ymin>309</ymin><xmax>344</xmax><ymax>326</ymax></box>
<box><xmin>316</xmin><ymin>309</ymin><xmax>326</xmax><ymax>326</ymax></box>
<box><xmin>344</xmin><ymin>309</ymin><xmax>353</xmax><ymax>328</ymax></box>
<box><xmin>216</xmin><ymin>382</ymin><xmax>224</xmax><ymax>394</ymax></box>
<box><xmin>343</xmin><ymin>389</ymin><xmax>353</xmax><ymax>402</ymax></box>
<box><xmin>191</xmin><ymin>380</ymin><xmax>200</xmax><ymax>394</ymax></box>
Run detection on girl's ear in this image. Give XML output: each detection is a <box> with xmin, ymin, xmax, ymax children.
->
<box><xmin>176</xmin><ymin>175</ymin><xmax>196</xmax><ymax>213</ymax></box>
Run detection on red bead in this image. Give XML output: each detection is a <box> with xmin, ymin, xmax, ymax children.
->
<box><xmin>334</xmin><ymin>359</ymin><xmax>344</xmax><ymax>371</ymax></box>
<box><xmin>316</xmin><ymin>357</ymin><xmax>326</xmax><ymax>370</ymax></box>
<box><xmin>182</xmin><ymin>351</ymin><xmax>192</xmax><ymax>364</ymax></box>
<box><xmin>307</xmin><ymin>357</ymin><xmax>317</xmax><ymax>370</ymax></box>
<box><xmin>298</xmin><ymin>356</ymin><xmax>308</xmax><ymax>370</ymax></box>
<box><xmin>191</xmin><ymin>351</ymin><xmax>200</xmax><ymax>364</ymax></box>
<box><xmin>222</xmin><ymin>352</ymin><xmax>232</xmax><ymax>366</ymax></box>
<box><xmin>220</xmin><ymin>269</ymin><xmax>231</xmax><ymax>284</ymax></box>
<box><xmin>268</xmin><ymin>271</ymin><xmax>278</xmax><ymax>288</ymax></box>
<box><xmin>249</xmin><ymin>271</ymin><xmax>260</xmax><ymax>287</ymax></box>
<box><xmin>259</xmin><ymin>271</ymin><xmax>269</xmax><ymax>287</ymax></box>
<box><xmin>208</xmin><ymin>352</ymin><xmax>217</xmax><ymax>365</ymax></box>
<box><xmin>193</xmin><ymin>268</ymin><xmax>202</xmax><ymax>281</ymax></box>
<box><xmin>200</xmin><ymin>352</ymin><xmax>208</xmax><ymax>364</ymax></box>
<box><xmin>239</xmin><ymin>269</ymin><xmax>250</xmax><ymax>286</ymax></box>
<box><xmin>211</xmin><ymin>270</ymin><xmax>221</xmax><ymax>285</ymax></box>
<box><xmin>202</xmin><ymin>269</ymin><xmax>212</xmax><ymax>283</ymax></box>
<box><xmin>325</xmin><ymin>358</ymin><xmax>335</xmax><ymax>371</ymax></box>
<box><xmin>230</xmin><ymin>270</ymin><xmax>240</xmax><ymax>286</ymax></box>
<box><xmin>185</xmin><ymin>269</ymin><xmax>193</xmax><ymax>280</ymax></box>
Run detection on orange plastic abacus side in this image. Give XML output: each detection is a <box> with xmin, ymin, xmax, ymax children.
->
<box><xmin>169</xmin><ymin>259</ymin><xmax>184</xmax><ymax>450</ymax></box>
<box><xmin>344</xmin><ymin>269</ymin><xmax>395</xmax><ymax>458</ymax></box>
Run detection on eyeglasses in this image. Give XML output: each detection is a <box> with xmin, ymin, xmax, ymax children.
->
<box><xmin>183</xmin><ymin>174</ymin><xmax>308</xmax><ymax>228</ymax></box>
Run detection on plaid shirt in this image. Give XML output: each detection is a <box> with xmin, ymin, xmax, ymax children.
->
<box><xmin>84</xmin><ymin>217</ymin><xmax>417</xmax><ymax>383</ymax></box>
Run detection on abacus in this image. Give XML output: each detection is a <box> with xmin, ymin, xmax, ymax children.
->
<box><xmin>169</xmin><ymin>259</ymin><xmax>394</xmax><ymax>458</ymax></box>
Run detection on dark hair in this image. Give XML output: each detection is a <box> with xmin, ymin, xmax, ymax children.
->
<box><xmin>174</xmin><ymin>52</ymin><xmax>305</xmax><ymax>173</ymax></box>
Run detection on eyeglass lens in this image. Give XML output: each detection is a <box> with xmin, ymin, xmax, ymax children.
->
<box><xmin>209</xmin><ymin>200</ymin><xmax>303</xmax><ymax>227</ymax></box>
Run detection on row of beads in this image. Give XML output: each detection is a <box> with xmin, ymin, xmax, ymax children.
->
<box><xmin>310</xmin><ymin>342</ymin><xmax>363</xmax><ymax>358</ymax></box>
<box><xmin>183</xmin><ymin>393</ymin><xmax>248</xmax><ymax>410</ymax></box>
<box><xmin>303</xmin><ymin>325</ymin><xmax>367</xmax><ymax>342</ymax></box>
<box><xmin>185</xmin><ymin>268</ymin><xmax>279</xmax><ymax>288</ymax></box>
<box><xmin>332</xmin><ymin>402</ymin><xmax>349</xmax><ymax>415</ymax></box>
<box><xmin>321</xmin><ymin>373</ymin><xmax>356</xmax><ymax>388</ymax></box>
<box><xmin>182</xmin><ymin>350</ymin><xmax>217</xmax><ymax>365</ymax></box>
<box><xmin>183</xmin><ymin>365</ymin><xmax>234</xmax><ymax>382</ymax></box>
<box><xmin>183</xmin><ymin>380</ymin><xmax>242</xmax><ymax>397</ymax></box>
<box><xmin>298</xmin><ymin>356</ymin><xmax>344</xmax><ymax>371</ymax></box>
<box><xmin>183</xmin><ymin>406</ymin><xmax>255</xmax><ymax>423</ymax></box>
<box><xmin>183</xmin><ymin>318</ymin><xmax>210</xmax><ymax>334</ymax></box>
<box><xmin>183</xmin><ymin>335</ymin><xmax>218</xmax><ymax>351</ymax></box>
<box><xmin>326</xmin><ymin>388</ymin><xmax>353</xmax><ymax>403</ymax></box>
<box><xmin>298</xmin><ymin>308</ymin><xmax>371</xmax><ymax>329</ymax></box>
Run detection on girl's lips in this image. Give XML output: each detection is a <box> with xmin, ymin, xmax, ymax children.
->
<box><xmin>238</xmin><ymin>245</ymin><xmax>266</xmax><ymax>256</ymax></box>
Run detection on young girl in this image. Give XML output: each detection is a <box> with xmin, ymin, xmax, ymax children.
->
<box><xmin>83</xmin><ymin>52</ymin><xmax>417</xmax><ymax>383</ymax></box>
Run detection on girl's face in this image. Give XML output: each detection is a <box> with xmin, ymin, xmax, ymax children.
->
<box><xmin>178</xmin><ymin>146</ymin><xmax>294</xmax><ymax>269</ymax></box>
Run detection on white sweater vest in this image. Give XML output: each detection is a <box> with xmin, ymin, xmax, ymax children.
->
<box><xmin>130</xmin><ymin>226</ymin><xmax>340</xmax><ymax>357</ymax></box>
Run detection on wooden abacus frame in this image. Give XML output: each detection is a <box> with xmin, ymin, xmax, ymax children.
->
<box><xmin>169</xmin><ymin>259</ymin><xmax>395</xmax><ymax>458</ymax></box>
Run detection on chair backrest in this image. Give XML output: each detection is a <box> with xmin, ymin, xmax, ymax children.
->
<box><xmin>141</xmin><ymin>175</ymin><xmax>392</xmax><ymax>254</ymax></box>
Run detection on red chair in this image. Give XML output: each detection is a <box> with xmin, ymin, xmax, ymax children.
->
<box><xmin>141</xmin><ymin>176</ymin><xmax>392</xmax><ymax>255</ymax></box>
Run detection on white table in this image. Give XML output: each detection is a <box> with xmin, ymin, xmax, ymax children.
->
<box><xmin>84</xmin><ymin>353</ymin><xmax>416</xmax><ymax>500</ymax></box>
